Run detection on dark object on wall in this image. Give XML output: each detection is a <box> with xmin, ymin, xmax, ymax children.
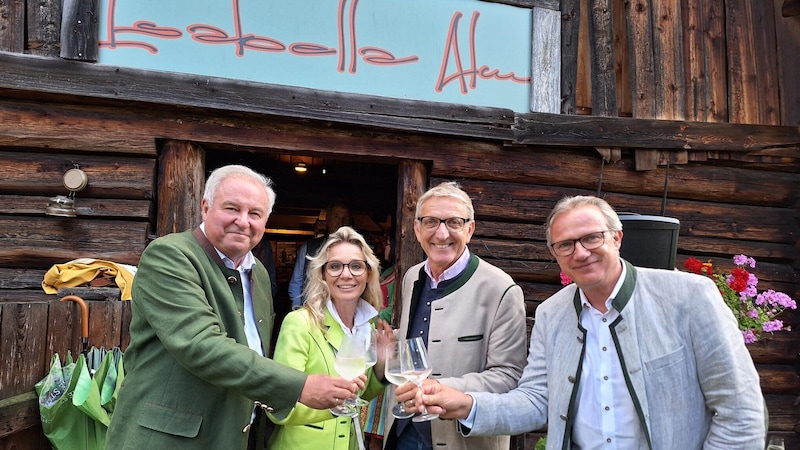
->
<box><xmin>618</xmin><ymin>214</ymin><xmax>680</xmax><ymax>270</ymax></box>
<box><xmin>60</xmin><ymin>0</ymin><xmax>99</xmax><ymax>61</ymax></box>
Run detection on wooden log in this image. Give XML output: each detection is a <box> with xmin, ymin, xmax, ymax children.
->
<box><xmin>757</xmin><ymin>364</ymin><xmax>800</xmax><ymax>394</ymax></box>
<box><xmin>0</xmin><ymin>195</ymin><xmax>151</xmax><ymax>219</ymax></box>
<box><xmin>26</xmin><ymin>0</ymin><xmax>61</xmax><ymax>57</ymax></box>
<box><xmin>775</xmin><ymin>0</ymin><xmax>800</xmax><ymax>126</ymax></box>
<box><xmin>0</xmin><ymin>0</ymin><xmax>25</xmax><ymax>53</ymax></box>
<box><xmin>0</xmin><ymin>269</ymin><xmax>45</xmax><ymax>290</ymax></box>
<box><xmin>449</xmin><ymin>178</ymin><xmax>798</xmax><ymax>244</ymax></box>
<box><xmin>764</xmin><ymin>394</ymin><xmax>800</xmax><ymax>433</ymax></box>
<box><xmin>0</xmin><ymin>150</ymin><xmax>156</xmax><ymax>199</ymax></box>
<box><xmin>60</xmin><ymin>0</ymin><xmax>99</xmax><ymax>61</ymax></box>
<box><xmin>393</xmin><ymin>161</ymin><xmax>427</xmax><ymax>328</ymax></box>
<box><xmin>0</xmin><ymin>52</ymin><xmax>515</xmax><ymax>142</ymax></box>
<box><xmin>0</xmin><ymin>217</ymin><xmax>149</xmax><ymax>268</ymax></box>
<box><xmin>588</xmin><ymin>0</ymin><xmax>618</xmax><ymax>116</ymax></box>
<box><xmin>514</xmin><ymin>112</ymin><xmax>800</xmax><ymax>152</ymax></box>
<box><xmin>157</xmin><ymin>140</ymin><xmax>205</xmax><ymax>236</ymax></box>
<box><xmin>0</xmin><ymin>391</ymin><xmax>39</xmax><ymax>439</ymax></box>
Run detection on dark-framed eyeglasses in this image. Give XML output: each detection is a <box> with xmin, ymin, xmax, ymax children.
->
<box><xmin>550</xmin><ymin>230</ymin><xmax>611</xmax><ymax>257</ymax></box>
<box><xmin>324</xmin><ymin>260</ymin><xmax>368</xmax><ymax>277</ymax></box>
<box><xmin>417</xmin><ymin>216</ymin><xmax>471</xmax><ymax>232</ymax></box>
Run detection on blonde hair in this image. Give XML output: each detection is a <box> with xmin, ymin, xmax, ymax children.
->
<box><xmin>302</xmin><ymin>226</ymin><xmax>383</xmax><ymax>330</ymax></box>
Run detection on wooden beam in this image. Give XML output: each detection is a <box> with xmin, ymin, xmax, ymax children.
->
<box><xmin>157</xmin><ymin>140</ymin><xmax>205</xmax><ymax>237</ymax></box>
<box><xmin>0</xmin><ymin>52</ymin><xmax>515</xmax><ymax>142</ymax></box>
<box><xmin>560</xmin><ymin>0</ymin><xmax>581</xmax><ymax>115</ymax></box>
<box><xmin>0</xmin><ymin>0</ymin><xmax>25</xmax><ymax>53</ymax></box>
<box><xmin>0</xmin><ymin>391</ymin><xmax>39</xmax><ymax>439</ymax></box>
<box><xmin>588</xmin><ymin>0</ymin><xmax>618</xmax><ymax>116</ymax></box>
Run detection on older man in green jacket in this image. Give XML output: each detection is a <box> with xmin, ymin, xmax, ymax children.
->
<box><xmin>107</xmin><ymin>165</ymin><xmax>357</xmax><ymax>449</ymax></box>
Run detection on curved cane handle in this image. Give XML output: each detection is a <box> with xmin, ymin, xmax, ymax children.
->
<box><xmin>60</xmin><ymin>295</ymin><xmax>89</xmax><ymax>353</ymax></box>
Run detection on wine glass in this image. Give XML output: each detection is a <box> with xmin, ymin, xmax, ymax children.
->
<box><xmin>767</xmin><ymin>436</ymin><xmax>785</xmax><ymax>450</ymax></box>
<box><xmin>330</xmin><ymin>332</ymin><xmax>367</xmax><ymax>417</ymax></box>
<box><xmin>384</xmin><ymin>340</ymin><xmax>414</xmax><ymax>419</ymax></box>
<box><xmin>354</xmin><ymin>329</ymin><xmax>378</xmax><ymax>407</ymax></box>
<box><xmin>400</xmin><ymin>337</ymin><xmax>438</xmax><ymax>422</ymax></box>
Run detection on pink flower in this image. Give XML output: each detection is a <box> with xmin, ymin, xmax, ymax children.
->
<box><xmin>559</xmin><ymin>272</ymin><xmax>573</xmax><ymax>286</ymax></box>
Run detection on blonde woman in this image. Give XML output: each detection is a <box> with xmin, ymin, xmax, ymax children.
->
<box><xmin>269</xmin><ymin>226</ymin><xmax>392</xmax><ymax>450</ymax></box>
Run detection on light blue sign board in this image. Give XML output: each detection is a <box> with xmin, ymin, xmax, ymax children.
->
<box><xmin>96</xmin><ymin>0</ymin><xmax>532</xmax><ymax>112</ymax></box>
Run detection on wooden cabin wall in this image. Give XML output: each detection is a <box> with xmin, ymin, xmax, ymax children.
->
<box><xmin>0</xmin><ymin>87</ymin><xmax>797</xmax><ymax>446</ymax></box>
<box><xmin>567</xmin><ymin>0</ymin><xmax>800</xmax><ymax>128</ymax></box>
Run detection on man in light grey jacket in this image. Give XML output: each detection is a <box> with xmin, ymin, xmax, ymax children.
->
<box><xmin>414</xmin><ymin>195</ymin><xmax>765</xmax><ymax>450</ymax></box>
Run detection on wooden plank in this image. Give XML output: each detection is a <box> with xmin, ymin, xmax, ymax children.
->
<box><xmin>588</xmin><ymin>0</ymin><xmax>618</xmax><ymax>116</ymax></box>
<box><xmin>0</xmin><ymin>0</ymin><xmax>25</xmax><ymax>53</ymax></box>
<box><xmin>684</xmin><ymin>0</ymin><xmax>704</xmax><ymax>121</ymax></box>
<box><xmin>0</xmin><ymin>217</ymin><xmax>149</xmax><ymax>267</ymax></box>
<box><xmin>774</xmin><ymin>0</ymin><xmax>800</xmax><ymax>126</ymax></box>
<box><xmin>758</xmin><ymin>364</ymin><xmax>800</xmax><ymax>394</ymax></box>
<box><xmin>726</xmin><ymin>0</ymin><xmax>760</xmax><ymax>124</ymax></box>
<box><xmin>157</xmin><ymin>140</ymin><xmax>205</xmax><ymax>237</ymax></box>
<box><xmin>751</xmin><ymin>0</ymin><xmax>781</xmax><ymax>126</ymax></box>
<box><xmin>0</xmin><ymin>150</ymin><xmax>156</xmax><ymax>199</ymax></box>
<box><xmin>45</xmin><ymin>299</ymin><xmax>81</xmax><ymax>364</ymax></box>
<box><xmin>60</xmin><ymin>0</ymin><xmax>99</xmax><ymax>61</ymax></box>
<box><xmin>651</xmin><ymin>0</ymin><xmax>685</xmax><ymax>120</ymax></box>
<box><xmin>530</xmin><ymin>7</ymin><xmax>561</xmax><ymax>113</ymax></box>
<box><xmin>560</xmin><ymin>0</ymin><xmax>581</xmax><ymax>114</ymax></box>
<box><xmin>0</xmin><ymin>52</ymin><xmax>515</xmax><ymax>142</ymax></box>
<box><xmin>433</xmin><ymin>147</ymin><xmax>800</xmax><ymax>208</ymax></box>
<box><xmin>612</xmin><ymin>0</ymin><xmax>630</xmax><ymax>116</ymax></box>
<box><xmin>0</xmin><ymin>269</ymin><xmax>45</xmax><ymax>290</ymax></box>
<box><xmin>514</xmin><ymin>112</ymin><xmax>800</xmax><ymax>152</ymax></box>
<box><xmin>0</xmin><ymin>195</ymin><xmax>151</xmax><ymax>219</ymax></box>
<box><xmin>26</xmin><ymin>0</ymin><xmax>61</xmax><ymax>57</ymax></box>
<box><xmin>0</xmin><ymin>391</ymin><xmax>39</xmax><ymax>439</ymax></box>
<box><xmin>0</xmin><ymin>303</ymin><xmax>49</xmax><ymax>398</ymax></box>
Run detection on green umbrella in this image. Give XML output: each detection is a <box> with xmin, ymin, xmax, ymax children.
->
<box><xmin>35</xmin><ymin>295</ymin><xmax>124</xmax><ymax>450</ymax></box>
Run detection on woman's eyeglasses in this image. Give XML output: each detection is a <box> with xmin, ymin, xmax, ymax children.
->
<box><xmin>324</xmin><ymin>260</ymin><xmax>368</xmax><ymax>277</ymax></box>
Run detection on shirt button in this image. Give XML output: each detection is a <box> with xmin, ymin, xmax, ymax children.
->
<box><xmin>419</xmin><ymin>330</ymin><xmax>424</xmax><ymax>335</ymax></box>
<box><xmin>426</xmin><ymin>302</ymin><xmax>431</xmax><ymax>306</ymax></box>
<box><xmin>603</xmin><ymin>375</ymin><xmax>609</xmax><ymax>380</ymax></box>
<box><xmin>602</xmin><ymin>317</ymin><xmax>607</xmax><ymax>322</ymax></box>
<box><xmin>607</xmin><ymin>438</ymin><xmax>612</xmax><ymax>443</ymax></box>
<box><xmin>604</xmin><ymin>406</ymin><xmax>610</xmax><ymax>411</ymax></box>
<box><xmin>602</xmin><ymin>346</ymin><xmax>607</xmax><ymax>351</ymax></box>
<box><xmin>423</xmin><ymin>318</ymin><xmax>427</xmax><ymax>322</ymax></box>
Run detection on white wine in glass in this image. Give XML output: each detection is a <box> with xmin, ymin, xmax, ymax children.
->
<box><xmin>385</xmin><ymin>341</ymin><xmax>414</xmax><ymax>419</ymax></box>
<box><xmin>400</xmin><ymin>337</ymin><xmax>439</xmax><ymax>422</ymax></box>
<box><xmin>330</xmin><ymin>333</ymin><xmax>368</xmax><ymax>417</ymax></box>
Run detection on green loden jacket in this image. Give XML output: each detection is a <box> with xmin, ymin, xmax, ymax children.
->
<box><xmin>106</xmin><ymin>228</ymin><xmax>307</xmax><ymax>449</ymax></box>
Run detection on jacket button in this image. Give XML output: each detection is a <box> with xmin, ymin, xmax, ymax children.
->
<box><xmin>560</xmin><ymin>414</ymin><xmax>568</xmax><ymax>421</ymax></box>
<box><xmin>227</xmin><ymin>276</ymin><xmax>237</xmax><ymax>284</ymax></box>
<box><xmin>568</xmin><ymin>376</ymin><xmax>576</xmax><ymax>383</ymax></box>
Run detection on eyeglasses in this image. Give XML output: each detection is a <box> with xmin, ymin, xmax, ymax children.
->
<box><xmin>550</xmin><ymin>231</ymin><xmax>611</xmax><ymax>257</ymax></box>
<box><xmin>324</xmin><ymin>260</ymin><xmax>368</xmax><ymax>277</ymax></box>
<box><xmin>417</xmin><ymin>216</ymin><xmax>471</xmax><ymax>232</ymax></box>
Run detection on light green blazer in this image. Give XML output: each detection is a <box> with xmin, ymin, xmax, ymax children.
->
<box><xmin>269</xmin><ymin>306</ymin><xmax>385</xmax><ymax>450</ymax></box>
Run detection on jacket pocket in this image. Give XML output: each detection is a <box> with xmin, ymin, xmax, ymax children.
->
<box><xmin>457</xmin><ymin>334</ymin><xmax>484</xmax><ymax>342</ymax></box>
<box><xmin>137</xmin><ymin>402</ymin><xmax>203</xmax><ymax>438</ymax></box>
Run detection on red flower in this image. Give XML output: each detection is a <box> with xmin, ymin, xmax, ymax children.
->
<box><xmin>684</xmin><ymin>257</ymin><xmax>704</xmax><ymax>274</ymax></box>
<box><xmin>728</xmin><ymin>267</ymin><xmax>750</xmax><ymax>292</ymax></box>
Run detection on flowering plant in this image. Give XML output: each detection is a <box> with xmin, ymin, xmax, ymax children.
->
<box><xmin>684</xmin><ymin>254</ymin><xmax>797</xmax><ymax>344</ymax></box>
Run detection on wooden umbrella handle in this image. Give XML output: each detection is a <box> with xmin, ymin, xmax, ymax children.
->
<box><xmin>60</xmin><ymin>295</ymin><xmax>89</xmax><ymax>352</ymax></box>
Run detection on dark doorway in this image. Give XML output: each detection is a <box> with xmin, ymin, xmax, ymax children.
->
<box><xmin>205</xmin><ymin>147</ymin><xmax>399</xmax><ymax>346</ymax></box>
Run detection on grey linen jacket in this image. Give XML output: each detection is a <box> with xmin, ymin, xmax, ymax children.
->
<box><xmin>465</xmin><ymin>260</ymin><xmax>765</xmax><ymax>450</ymax></box>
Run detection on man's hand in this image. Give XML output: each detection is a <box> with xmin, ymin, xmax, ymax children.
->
<box><xmin>417</xmin><ymin>382</ymin><xmax>474</xmax><ymax>420</ymax></box>
<box><xmin>298</xmin><ymin>374</ymin><xmax>360</xmax><ymax>410</ymax></box>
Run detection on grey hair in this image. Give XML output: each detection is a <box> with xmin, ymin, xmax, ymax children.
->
<box><xmin>302</xmin><ymin>226</ymin><xmax>383</xmax><ymax>330</ymax></box>
<box><xmin>545</xmin><ymin>195</ymin><xmax>623</xmax><ymax>245</ymax></box>
<box><xmin>415</xmin><ymin>181</ymin><xmax>475</xmax><ymax>221</ymax></box>
<box><xmin>204</xmin><ymin>165</ymin><xmax>276</xmax><ymax>214</ymax></box>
